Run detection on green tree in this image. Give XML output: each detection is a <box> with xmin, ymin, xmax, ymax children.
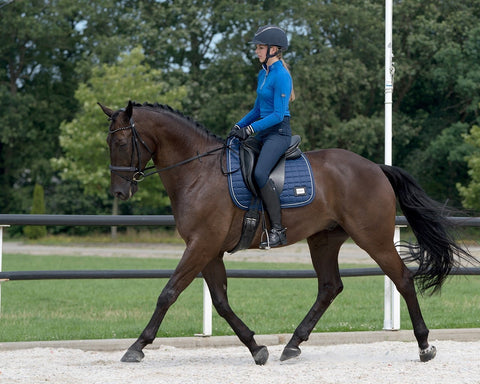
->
<box><xmin>392</xmin><ymin>0</ymin><xmax>480</xmax><ymax>205</ymax></box>
<box><xmin>290</xmin><ymin>0</ymin><xmax>385</xmax><ymax>156</ymax></box>
<box><xmin>458</xmin><ymin>124</ymin><xmax>480</xmax><ymax>212</ymax></box>
<box><xmin>0</xmin><ymin>0</ymin><xmax>80</xmax><ymax>212</ymax></box>
<box><xmin>53</xmin><ymin>47</ymin><xmax>186</xmax><ymax>211</ymax></box>
<box><xmin>3</xmin><ymin>0</ymin><xmax>480</xmax><ymax>217</ymax></box>
<box><xmin>23</xmin><ymin>183</ymin><xmax>47</xmax><ymax>239</ymax></box>
<box><xmin>0</xmin><ymin>0</ymin><xmax>136</xmax><ymax>214</ymax></box>
<box><xmin>132</xmin><ymin>0</ymin><xmax>480</xmax><ymax>207</ymax></box>
<box><xmin>133</xmin><ymin>0</ymin><xmax>298</xmax><ymax>133</ymax></box>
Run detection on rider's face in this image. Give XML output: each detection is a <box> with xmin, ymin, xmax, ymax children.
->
<box><xmin>255</xmin><ymin>44</ymin><xmax>278</xmax><ymax>63</ymax></box>
<box><xmin>255</xmin><ymin>44</ymin><xmax>267</xmax><ymax>62</ymax></box>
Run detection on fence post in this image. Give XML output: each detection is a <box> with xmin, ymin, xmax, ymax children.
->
<box><xmin>383</xmin><ymin>225</ymin><xmax>401</xmax><ymax>330</ymax></box>
<box><xmin>195</xmin><ymin>279</ymin><xmax>212</xmax><ymax>336</ymax></box>
<box><xmin>0</xmin><ymin>225</ymin><xmax>9</xmax><ymax>314</ymax></box>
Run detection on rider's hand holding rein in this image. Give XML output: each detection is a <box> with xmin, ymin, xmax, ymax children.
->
<box><xmin>228</xmin><ymin>125</ymin><xmax>254</xmax><ymax>140</ymax></box>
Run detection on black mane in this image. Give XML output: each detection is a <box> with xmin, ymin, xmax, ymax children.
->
<box><xmin>131</xmin><ymin>102</ymin><xmax>224</xmax><ymax>143</ymax></box>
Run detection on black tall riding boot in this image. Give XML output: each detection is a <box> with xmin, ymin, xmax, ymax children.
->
<box><xmin>259</xmin><ymin>179</ymin><xmax>287</xmax><ymax>249</ymax></box>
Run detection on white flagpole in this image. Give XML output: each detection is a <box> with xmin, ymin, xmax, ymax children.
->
<box><xmin>383</xmin><ymin>0</ymin><xmax>401</xmax><ymax>331</ymax></box>
<box><xmin>385</xmin><ymin>0</ymin><xmax>393</xmax><ymax>167</ymax></box>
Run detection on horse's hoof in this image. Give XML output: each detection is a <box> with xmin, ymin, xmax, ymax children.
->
<box><xmin>280</xmin><ymin>346</ymin><xmax>301</xmax><ymax>361</ymax></box>
<box><xmin>253</xmin><ymin>346</ymin><xmax>269</xmax><ymax>365</ymax></box>
<box><xmin>419</xmin><ymin>345</ymin><xmax>436</xmax><ymax>362</ymax></box>
<box><xmin>121</xmin><ymin>349</ymin><xmax>145</xmax><ymax>363</ymax></box>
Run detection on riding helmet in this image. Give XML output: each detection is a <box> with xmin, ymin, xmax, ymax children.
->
<box><xmin>249</xmin><ymin>25</ymin><xmax>288</xmax><ymax>51</ymax></box>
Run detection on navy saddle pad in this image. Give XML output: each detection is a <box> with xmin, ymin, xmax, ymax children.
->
<box><xmin>226</xmin><ymin>137</ymin><xmax>315</xmax><ymax>210</ymax></box>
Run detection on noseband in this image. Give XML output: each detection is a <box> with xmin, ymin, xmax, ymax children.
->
<box><xmin>109</xmin><ymin>117</ymin><xmax>155</xmax><ymax>184</ymax></box>
<box><xmin>109</xmin><ymin>116</ymin><xmax>227</xmax><ymax>184</ymax></box>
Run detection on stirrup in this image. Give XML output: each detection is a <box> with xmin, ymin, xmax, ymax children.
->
<box><xmin>259</xmin><ymin>227</ymin><xmax>287</xmax><ymax>249</ymax></box>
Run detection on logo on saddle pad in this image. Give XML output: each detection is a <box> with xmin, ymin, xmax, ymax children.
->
<box><xmin>226</xmin><ymin>137</ymin><xmax>315</xmax><ymax>210</ymax></box>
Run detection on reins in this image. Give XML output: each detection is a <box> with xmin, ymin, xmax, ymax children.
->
<box><xmin>140</xmin><ymin>145</ymin><xmax>227</xmax><ymax>180</ymax></box>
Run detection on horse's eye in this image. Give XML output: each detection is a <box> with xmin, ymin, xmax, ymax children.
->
<box><xmin>115</xmin><ymin>139</ymin><xmax>128</xmax><ymax>149</ymax></box>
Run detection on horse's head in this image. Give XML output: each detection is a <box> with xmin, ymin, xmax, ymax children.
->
<box><xmin>99</xmin><ymin>101</ymin><xmax>153</xmax><ymax>200</ymax></box>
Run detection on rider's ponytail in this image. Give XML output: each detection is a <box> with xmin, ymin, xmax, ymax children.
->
<box><xmin>279</xmin><ymin>55</ymin><xmax>295</xmax><ymax>102</ymax></box>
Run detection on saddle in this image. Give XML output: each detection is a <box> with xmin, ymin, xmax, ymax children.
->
<box><xmin>239</xmin><ymin>135</ymin><xmax>302</xmax><ymax>196</ymax></box>
<box><xmin>230</xmin><ymin>135</ymin><xmax>303</xmax><ymax>253</ymax></box>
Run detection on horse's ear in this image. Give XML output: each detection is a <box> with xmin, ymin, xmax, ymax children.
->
<box><xmin>98</xmin><ymin>102</ymin><xmax>113</xmax><ymax>118</ymax></box>
<box><xmin>125</xmin><ymin>100</ymin><xmax>133</xmax><ymax>118</ymax></box>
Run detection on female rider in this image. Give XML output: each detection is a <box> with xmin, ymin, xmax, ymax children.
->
<box><xmin>229</xmin><ymin>25</ymin><xmax>294</xmax><ymax>249</ymax></box>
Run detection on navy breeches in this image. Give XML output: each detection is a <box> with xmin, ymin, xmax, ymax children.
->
<box><xmin>253</xmin><ymin>117</ymin><xmax>292</xmax><ymax>189</ymax></box>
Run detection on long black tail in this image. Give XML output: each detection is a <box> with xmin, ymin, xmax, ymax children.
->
<box><xmin>380</xmin><ymin>164</ymin><xmax>476</xmax><ymax>294</ymax></box>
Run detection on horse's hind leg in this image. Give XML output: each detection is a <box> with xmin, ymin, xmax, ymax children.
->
<box><xmin>382</xmin><ymin>248</ymin><xmax>436</xmax><ymax>361</ymax></box>
<box><xmin>201</xmin><ymin>255</ymin><xmax>269</xmax><ymax>365</ymax></box>
<box><xmin>281</xmin><ymin>229</ymin><xmax>346</xmax><ymax>361</ymax></box>
<box><xmin>354</xmin><ymin>234</ymin><xmax>436</xmax><ymax>362</ymax></box>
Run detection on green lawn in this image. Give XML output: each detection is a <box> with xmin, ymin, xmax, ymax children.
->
<box><xmin>0</xmin><ymin>253</ymin><xmax>479</xmax><ymax>342</ymax></box>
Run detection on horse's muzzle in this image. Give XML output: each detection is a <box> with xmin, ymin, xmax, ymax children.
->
<box><xmin>111</xmin><ymin>183</ymin><xmax>138</xmax><ymax>200</ymax></box>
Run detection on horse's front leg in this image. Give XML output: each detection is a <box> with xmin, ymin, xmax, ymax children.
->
<box><xmin>121</xmin><ymin>244</ymin><xmax>211</xmax><ymax>363</ymax></box>
<box><xmin>201</xmin><ymin>255</ymin><xmax>269</xmax><ymax>365</ymax></box>
<box><xmin>281</xmin><ymin>231</ymin><xmax>345</xmax><ymax>361</ymax></box>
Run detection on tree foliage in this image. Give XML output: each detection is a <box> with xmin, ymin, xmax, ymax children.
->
<box><xmin>391</xmin><ymin>1</ymin><xmax>480</xmax><ymax>204</ymax></box>
<box><xmin>23</xmin><ymin>183</ymin><xmax>47</xmax><ymax>239</ymax></box>
<box><xmin>0</xmin><ymin>0</ymin><xmax>135</xmax><ymax>214</ymax></box>
<box><xmin>458</xmin><ymin>123</ymin><xmax>480</xmax><ymax>211</ymax></box>
<box><xmin>0</xmin><ymin>0</ymin><xmax>81</xmax><ymax>212</ymax></box>
<box><xmin>1</xmin><ymin>0</ymin><xmax>480</xmax><ymax>220</ymax></box>
<box><xmin>53</xmin><ymin>47</ymin><xmax>186</xmax><ymax>210</ymax></box>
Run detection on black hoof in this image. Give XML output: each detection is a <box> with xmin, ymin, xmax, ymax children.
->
<box><xmin>280</xmin><ymin>346</ymin><xmax>301</xmax><ymax>361</ymax></box>
<box><xmin>121</xmin><ymin>349</ymin><xmax>145</xmax><ymax>363</ymax></box>
<box><xmin>419</xmin><ymin>345</ymin><xmax>436</xmax><ymax>362</ymax></box>
<box><xmin>253</xmin><ymin>346</ymin><xmax>269</xmax><ymax>365</ymax></box>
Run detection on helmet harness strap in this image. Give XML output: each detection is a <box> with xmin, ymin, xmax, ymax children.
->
<box><xmin>263</xmin><ymin>45</ymin><xmax>281</xmax><ymax>65</ymax></box>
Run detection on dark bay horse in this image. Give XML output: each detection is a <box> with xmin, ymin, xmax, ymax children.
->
<box><xmin>99</xmin><ymin>101</ymin><xmax>475</xmax><ymax>365</ymax></box>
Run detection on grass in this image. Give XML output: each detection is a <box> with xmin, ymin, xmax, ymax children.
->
<box><xmin>20</xmin><ymin>228</ymin><xmax>185</xmax><ymax>245</ymax></box>
<box><xmin>0</xmin><ymin>252</ymin><xmax>479</xmax><ymax>342</ymax></box>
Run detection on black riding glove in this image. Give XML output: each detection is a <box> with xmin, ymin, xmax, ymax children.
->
<box><xmin>228</xmin><ymin>124</ymin><xmax>241</xmax><ymax>137</ymax></box>
<box><xmin>229</xmin><ymin>125</ymin><xmax>254</xmax><ymax>140</ymax></box>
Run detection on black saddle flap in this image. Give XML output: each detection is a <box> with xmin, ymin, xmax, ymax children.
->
<box><xmin>239</xmin><ymin>138</ymin><xmax>262</xmax><ymax>195</ymax></box>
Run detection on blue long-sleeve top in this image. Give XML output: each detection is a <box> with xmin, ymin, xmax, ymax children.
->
<box><xmin>236</xmin><ymin>60</ymin><xmax>292</xmax><ymax>132</ymax></box>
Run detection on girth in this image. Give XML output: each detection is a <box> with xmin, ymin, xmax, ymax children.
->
<box><xmin>239</xmin><ymin>135</ymin><xmax>302</xmax><ymax>196</ymax></box>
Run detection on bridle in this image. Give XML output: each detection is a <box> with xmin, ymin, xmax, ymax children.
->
<box><xmin>108</xmin><ymin>117</ymin><xmax>155</xmax><ymax>184</ymax></box>
<box><xmin>108</xmin><ymin>116</ymin><xmax>227</xmax><ymax>185</ymax></box>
